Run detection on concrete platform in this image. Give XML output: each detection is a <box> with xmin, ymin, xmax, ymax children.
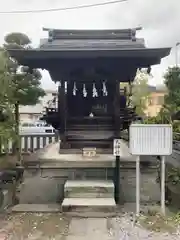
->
<box><xmin>64</xmin><ymin>180</ymin><xmax>114</xmax><ymax>198</ymax></box>
<box><xmin>11</xmin><ymin>204</ymin><xmax>61</xmax><ymax>212</ymax></box>
<box><xmin>37</xmin><ymin>140</ymin><xmax>134</xmax><ymax>169</ymax></box>
<box><xmin>62</xmin><ymin>198</ymin><xmax>116</xmax><ymax>211</ymax></box>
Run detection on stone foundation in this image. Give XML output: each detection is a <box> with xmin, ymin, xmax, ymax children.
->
<box><xmin>20</xmin><ymin>163</ymin><xmax>160</xmax><ymax>204</ymax></box>
<box><xmin>20</xmin><ymin>141</ymin><xmax>160</xmax><ymax>205</ymax></box>
<box><xmin>0</xmin><ymin>184</ymin><xmax>15</xmax><ymax>211</ymax></box>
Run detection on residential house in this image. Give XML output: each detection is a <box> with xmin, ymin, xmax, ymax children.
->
<box><xmin>19</xmin><ymin>85</ymin><xmax>166</xmax><ymax>122</ymax></box>
<box><xmin>19</xmin><ymin>89</ymin><xmax>57</xmax><ymax>123</ymax></box>
<box><xmin>145</xmin><ymin>85</ymin><xmax>167</xmax><ymax>117</ymax></box>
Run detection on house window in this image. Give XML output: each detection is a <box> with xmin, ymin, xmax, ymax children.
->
<box><xmin>149</xmin><ymin>95</ymin><xmax>164</xmax><ymax>105</ymax></box>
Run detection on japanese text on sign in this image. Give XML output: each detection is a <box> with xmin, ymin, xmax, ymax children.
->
<box><xmin>113</xmin><ymin>139</ymin><xmax>121</xmax><ymax>156</ymax></box>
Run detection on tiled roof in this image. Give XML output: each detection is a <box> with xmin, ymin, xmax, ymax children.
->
<box><xmin>40</xmin><ymin>28</ymin><xmax>145</xmax><ymax>50</ymax></box>
<box><xmin>7</xmin><ymin>28</ymin><xmax>171</xmax><ymax>71</ymax></box>
<box><xmin>39</xmin><ymin>38</ymin><xmax>145</xmax><ymax>50</ymax></box>
<box><xmin>148</xmin><ymin>85</ymin><xmax>167</xmax><ymax>93</ymax></box>
<box><xmin>148</xmin><ymin>86</ymin><xmax>156</xmax><ymax>92</ymax></box>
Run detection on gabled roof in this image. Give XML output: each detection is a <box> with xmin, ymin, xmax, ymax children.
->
<box><xmin>148</xmin><ymin>86</ymin><xmax>156</xmax><ymax>92</ymax></box>
<box><xmin>39</xmin><ymin>38</ymin><xmax>145</xmax><ymax>51</ymax></box>
<box><xmin>42</xmin><ymin>28</ymin><xmax>140</xmax><ymax>40</ymax></box>
<box><xmin>39</xmin><ymin>28</ymin><xmax>145</xmax><ymax>51</ymax></box>
<box><xmin>7</xmin><ymin>28</ymin><xmax>171</xmax><ymax>70</ymax></box>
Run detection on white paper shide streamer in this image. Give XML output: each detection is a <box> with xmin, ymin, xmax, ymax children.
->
<box><xmin>92</xmin><ymin>83</ymin><xmax>98</xmax><ymax>97</ymax></box>
<box><xmin>102</xmin><ymin>81</ymin><xmax>108</xmax><ymax>96</ymax></box>
<box><xmin>65</xmin><ymin>81</ymin><xmax>67</xmax><ymax>94</ymax></box>
<box><xmin>83</xmin><ymin>83</ymin><xmax>87</xmax><ymax>97</ymax></box>
<box><xmin>73</xmin><ymin>82</ymin><xmax>77</xmax><ymax>96</ymax></box>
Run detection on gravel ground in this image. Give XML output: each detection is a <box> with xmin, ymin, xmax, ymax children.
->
<box><xmin>0</xmin><ymin>212</ymin><xmax>179</xmax><ymax>239</ymax></box>
<box><xmin>1</xmin><ymin>151</ymin><xmax>180</xmax><ymax>239</ymax></box>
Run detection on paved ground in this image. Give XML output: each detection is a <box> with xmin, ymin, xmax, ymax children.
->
<box><xmin>0</xmin><ymin>212</ymin><xmax>179</xmax><ymax>240</ymax></box>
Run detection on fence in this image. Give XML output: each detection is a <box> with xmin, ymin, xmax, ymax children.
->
<box><xmin>1</xmin><ymin>132</ymin><xmax>180</xmax><ymax>154</ymax></box>
<box><xmin>0</xmin><ymin>133</ymin><xmax>59</xmax><ymax>154</ymax></box>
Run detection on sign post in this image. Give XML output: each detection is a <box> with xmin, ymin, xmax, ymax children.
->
<box><xmin>129</xmin><ymin>124</ymin><xmax>172</xmax><ymax>216</ymax></box>
<box><xmin>136</xmin><ymin>155</ymin><xmax>140</xmax><ymax>216</ymax></box>
<box><xmin>161</xmin><ymin>156</ymin><xmax>166</xmax><ymax>215</ymax></box>
<box><xmin>113</xmin><ymin>139</ymin><xmax>121</xmax><ymax>204</ymax></box>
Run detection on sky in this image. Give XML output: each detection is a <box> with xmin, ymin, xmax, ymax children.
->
<box><xmin>0</xmin><ymin>0</ymin><xmax>180</xmax><ymax>90</ymax></box>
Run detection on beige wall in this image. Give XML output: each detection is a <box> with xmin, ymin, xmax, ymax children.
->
<box><xmin>145</xmin><ymin>92</ymin><xmax>166</xmax><ymax>117</ymax></box>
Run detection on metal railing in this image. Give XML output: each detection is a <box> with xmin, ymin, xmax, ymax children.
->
<box><xmin>0</xmin><ymin>133</ymin><xmax>59</xmax><ymax>154</ymax></box>
<box><xmin>1</xmin><ymin>131</ymin><xmax>180</xmax><ymax>154</ymax></box>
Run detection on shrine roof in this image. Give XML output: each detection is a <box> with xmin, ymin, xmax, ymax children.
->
<box><xmin>39</xmin><ymin>38</ymin><xmax>145</xmax><ymax>50</ymax></box>
<box><xmin>8</xmin><ymin>48</ymin><xmax>171</xmax><ymax>60</ymax></box>
<box><xmin>8</xmin><ymin>28</ymin><xmax>171</xmax><ymax>67</ymax></box>
<box><xmin>39</xmin><ymin>28</ymin><xmax>145</xmax><ymax>50</ymax></box>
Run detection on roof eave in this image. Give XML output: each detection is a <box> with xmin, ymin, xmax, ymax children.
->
<box><xmin>8</xmin><ymin>47</ymin><xmax>171</xmax><ymax>67</ymax></box>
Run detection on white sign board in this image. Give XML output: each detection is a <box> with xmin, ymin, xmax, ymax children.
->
<box><xmin>113</xmin><ymin>139</ymin><xmax>121</xmax><ymax>156</ymax></box>
<box><xmin>129</xmin><ymin>124</ymin><xmax>173</xmax><ymax>156</ymax></box>
<box><xmin>82</xmin><ymin>148</ymin><xmax>96</xmax><ymax>157</ymax></box>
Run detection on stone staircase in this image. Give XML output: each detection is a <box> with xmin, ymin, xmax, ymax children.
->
<box><xmin>62</xmin><ymin>180</ymin><xmax>116</xmax><ymax>211</ymax></box>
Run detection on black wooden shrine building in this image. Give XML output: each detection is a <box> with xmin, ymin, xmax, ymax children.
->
<box><xmin>8</xmin><ymin>28</ymin><xmax>171</xmax><ymax>152</ymax></box>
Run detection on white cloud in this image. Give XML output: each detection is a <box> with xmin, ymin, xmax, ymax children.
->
<box><xmin>0</xmin><ymin>0</ymin><xmax>179</xmax><ymax>88</ymax></box>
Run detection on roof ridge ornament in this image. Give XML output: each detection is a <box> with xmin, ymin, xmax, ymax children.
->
<box><xmin>48</xmin><ymin>29</ymin><xmax>54</xmax><ymax>42</ymax></box>
<box><xmin>42</xmin><ymin>27</ymin><xmax>143</xmax><ymax>40</ymax></box>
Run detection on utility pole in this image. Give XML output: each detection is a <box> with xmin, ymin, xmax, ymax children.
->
<box><xmin>175</xmin><ymin>42</ymin><xmax>180</xmax><ymax>67</ymax></box>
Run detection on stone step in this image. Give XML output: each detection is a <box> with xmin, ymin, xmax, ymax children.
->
<box><xmin>68</xmin><ymin>140</ymin><xmax>112</xmax><ymax>149</ymax></box>
<box><xmin>64</xmin><ymin>180</ymin><xmax>114</xmax><ymax>198</ymax></box>
<box><xmin>62</xmin><ymin>198</ymin><xmax>116</xmax><ymax>211</ymax></box>
<box><xmin>68</xmin><ymin>125</ymin><xmax>113</xmax><ymax>130</ymax></box>
<box><xmin>67</xmin><ymin>130</ymin><xmax>113</xmax><ymax>140</ymax></box>
<box><xmin>59</xmin><ymin>148</ymin><xmax>113</xmax><ymax>154</ymax></box>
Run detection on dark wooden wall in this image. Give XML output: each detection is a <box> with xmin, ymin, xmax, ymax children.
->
<box><xmin>66</xmin><ymin>80</ymin><xmax>115</xmax><ymax>117</ymax></box>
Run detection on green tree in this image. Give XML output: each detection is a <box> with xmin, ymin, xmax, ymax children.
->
<box><xmin>131</xmin><ymin>69</ymin><xmax>150</xmax><ymax>116</ymax></box>
<box><xmin>3</xmin><ymin>32</ymin><xmax>46</xmax><ymax>161</ymax></box>
<box><xmin>0</xmin><ymin>49</ymin><xmax>15</xmax><ymax>153</ymax></box>
<box><xmin>163</xmin><ymin>66</ymin><xmax>180</xmax><ymax>122</ymax></box>
<box><xmin>145</xmin><ymin>67</ymin><xmax>180</xmax><ymax>129</ymax></box>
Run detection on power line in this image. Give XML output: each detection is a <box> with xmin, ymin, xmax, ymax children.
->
<box><xmin>0</xmin><ymin>0</ymin><xmax>127</xmax><ymax>14</ymax></box>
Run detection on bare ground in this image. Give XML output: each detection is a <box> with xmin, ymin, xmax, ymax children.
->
<box><xmin>0</xmin><ymin>153</ymin><xmax>180</xmax><ymax>239</ymax></box>
<box><xmin>0</xmin><ymin>212</ymin><xmax>179</xmax><ymax>240</ymax></box>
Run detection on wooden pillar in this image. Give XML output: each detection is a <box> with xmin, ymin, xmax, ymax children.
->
<box><xmin>113</xmin><ymin>79</ymin><xmax>121</xmax><ymax>204</ymax></box>
<box><xmin>114</xmin><ymin>80</ymin><xmax>121</xmax><ymax>137</ymax></box>
<box><xmin>58</xmin><ymin>80</ymin><xmax>67</xmax><ymax>149</ymax></box>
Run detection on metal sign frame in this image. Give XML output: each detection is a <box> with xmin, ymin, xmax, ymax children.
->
<box><xmin>129</xmin><ymin>124</ymin><xmax>172</xmax><ymax>156</ymax></box>
<box><xmin>129</xmin><ymin>124</ymin><xmax>173</xmax><ymax>216</ymax></box>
